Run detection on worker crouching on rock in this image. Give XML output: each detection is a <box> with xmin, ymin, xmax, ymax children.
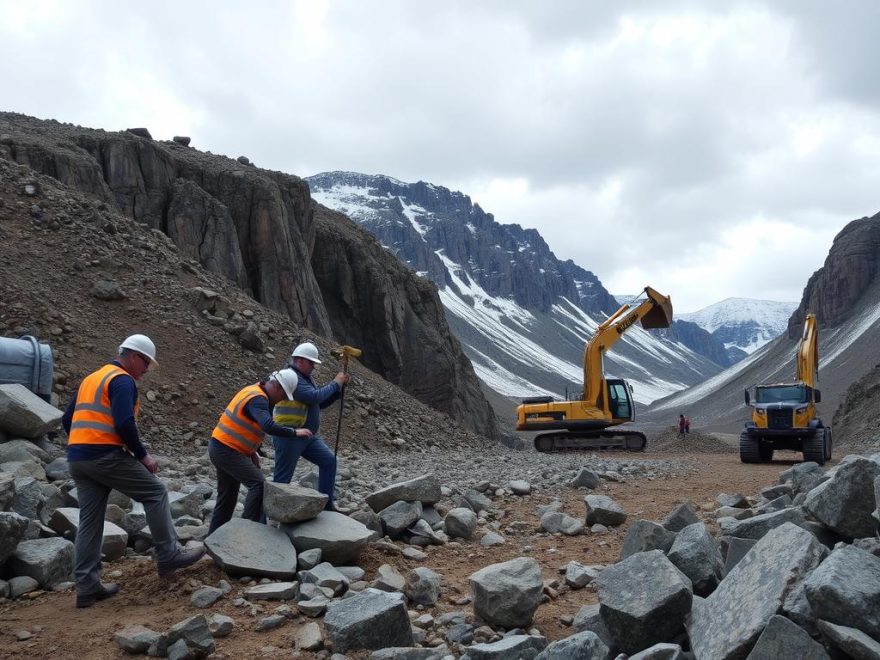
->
<box><xmin>63</xmin><ymin>334</ymin><xmax>205</xmax><ymax>608</ymax></box>
<box><xmin>207</xmin><ymin>368</ymin><xmax>312</xmax><ymax>534</ymax></box>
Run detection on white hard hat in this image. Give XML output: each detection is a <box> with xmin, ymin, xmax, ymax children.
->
<box><xmin>119</xmin><ymin>334</ymin><xmax>158</xmax><ymax>366</ymax></box>
<box><xmin>271</xmin><ymin>368</ymin><xmax>299</xmax><ymax>399</ymax></box>
<box><xmin>291</xmin><ymin>341</ymin><xmax>321</xmax><ymax>364</ymax></box>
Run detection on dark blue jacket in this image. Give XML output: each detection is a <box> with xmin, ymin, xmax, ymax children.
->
<box><xmin>291</xmin><ymin>367</ymin><xmax>341</xmax><ymax>434</ymax></box>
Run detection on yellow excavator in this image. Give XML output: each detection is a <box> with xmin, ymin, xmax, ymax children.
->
<box><xmin>741</xmin><ymin>313</ymin><xmax>831</xmax><ymax>464</ymax></box>
<box><xmin>516</xmin><ymin>286</ymin><xmax>673</xmax><ymax>452</ymax></box>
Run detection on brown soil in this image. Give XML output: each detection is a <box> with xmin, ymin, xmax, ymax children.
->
<box><xmin>0</xmin><ymin>451</ymin><xmax>815</xmax><ymax>659</ymax></box>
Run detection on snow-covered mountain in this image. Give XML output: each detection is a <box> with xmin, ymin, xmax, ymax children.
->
<box><xmin>308</xmin><ymin>172</ymin><xmax>723</xmax><ymax>408</ymax></box>
<box><xmin>678</xmin><ymin>298</ymin><xmax>797</xmax><ymax>357</ymax></box>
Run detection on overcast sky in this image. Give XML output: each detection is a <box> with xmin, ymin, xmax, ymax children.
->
<box><xmin>3</xmin><ymin>1</ymin><xmax>879</xmax><ymax>313</ymax></box>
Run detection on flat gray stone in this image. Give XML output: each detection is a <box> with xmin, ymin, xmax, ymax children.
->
<box><xmin>9</xmin><ymin>537</ymin><xmax>74</xmax><ymax>587</ymax></box>
<box><xmin>620</xmin><ymin>520</ymin><xmax>677</xmax><ymax>560</ymax></box>
<box><xmin>244</xmin><ymin>581</ymin><xmax>298</xmax><ymax>601</ymax></box>
<box><xmin>804</xmin><ymin>457</ymin><xmax>880</xmax><ymax>539</ymax></box>
<box><xmin>470</xmin><ymin>557</ymin><xmax>543</xmax><ymax>628</ymax></box>
<box><xmin>817</xmin><ymin>619</ymin><xmax>880</xmax><ymax>660</ymax></box>
<box><xmin>804</xmin><ymin>545</ymin><xmax>880</xmax><ymax>639</ymax></box>
<box><xmin>534</xmin><ymin>630</ymin><xmax>609</xmax><ymax>659</ymax></box>
<box><xmin>687</xmin><ymin>523</ymin><xmax>827</xmax><ymax>660</ymax></box>
<box><xmin>744</xmin><ymin>615</ymin><xmax>830</xmax><ymax>660</ymax></box>
<box><xmin>585</xmin><ymin>495</ymin><xmax>627</xmax><ymax>526</ymax></box>
<box><xmin>263</xmin><ymin>482</ymin><xmax>327</xmax><ymax>523</ymax></box>
<box><xmin>114</xmin><ymin>624</ymin><xmax>161</xmax><ymax>654</ymax></box>
<box><xmin>366</xmin><ymin>475</ymin><xmax>441</xmax><ymax>512</ymax></box>
<box><xmin>467</xmin><ymin>634</ymin><xmax>548</xmax><ymax>659</ymax></box>
<box><xmin>298</xmin><ymin>547</ymin><xmax>322</xmax><ymax>569</ymax></box>
<box><xmin>0</xmin><ymin>384</ymin><xmax>62</xmax><ymax>438</ymax></box>
<box><xmin>324</xmin><ymin>588</ymin><xmax>413</xmax><ymax>653</ymax></box>
<box><xmin>190</xmin><ymin>586</ymin><xmax>223</xmax><ymax>608</ymax></box>
<box><xmin>48</xmin><ymin>507</ymin><xmax>128</xmax><ymax>561</ymax></box>
<box><xmin>595</xmin><ymin>550</ymin><xmax>692</xmax><ymax>655</ymax></box>
<box><xmin>281</xmin><ymin>511</ymin><xmax>373</xmax><ymax>564</ymax></box>
<box><xmin>205</xmin><ymin>518</ymin><xmax>297</xmax><ymax>578</ymax></box>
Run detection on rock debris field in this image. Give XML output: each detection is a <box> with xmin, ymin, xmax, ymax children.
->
<box><xmin>2</xmin><ymin>384</ymin><xmax>880</xmax><ymax>660</ymax></box>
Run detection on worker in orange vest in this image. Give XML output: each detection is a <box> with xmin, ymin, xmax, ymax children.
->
<box><xmin>62</xmin><ymin>334</ymin><xmax>204</xmax><ymax>608</ymax></box>
<box><xmin>207</xmin><ymin>368</ymin><xmax>312</xmax><ymax>533</ymax></box>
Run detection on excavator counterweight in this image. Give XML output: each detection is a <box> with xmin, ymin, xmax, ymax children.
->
<box><xmin>516</xmin><ymin>286</ymin><xmax>672</xmax><ymax>453</ymax></box>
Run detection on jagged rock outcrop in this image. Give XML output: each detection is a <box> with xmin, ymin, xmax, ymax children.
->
<box><xmin>789</xmin><ymin>213</ymin><xmax>880</xmax><ymax>336</ymax></box>
<box><xmin>0</xmin><ymin>113</ymin><xmax>498</xmax><ymax>439</ymax></box>
<box><xmin>655</xmin><ymin>320</ymin><xmax>741</xmax><ymax>368</ymax></box>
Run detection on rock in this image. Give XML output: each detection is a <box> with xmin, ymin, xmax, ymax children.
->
<box><xmin>628</xmin><ymin>643</ymin><xmax>685</xmax><ymax>660</ymax></box>
<box><xmin>44</xmin><ymin>458</ymin><xmax>69</xmax><ymax>481</ymax></box>
<box><xmin>0</xmin><ymin>439</ymin><xmax>50</xmax><ymax>464</ymax></box>
<box><xmin>173</xmin><ymin>136</ymin><xmax>191</xmax><ymax>146</ymax></box>
<box><xmin>564</xmin><ymin>561</ymin><xmax>602</xmax><ymax>589</ymax></box>
<box><xmin>47</xmin><ymin>508</ymin><xmax>128</xmax><ymax>561</ymax></box>
<box><xmin>508</xmin><ymin>480</ymin><xmax>531</xmax><ymax>495</ymax></box>
<box><xmin>204</xmin><ymin>519</ymin><xmax>297</xmax><ymax>578</ymax></box>
<box><xmin>114</xmin><ymin>624</ymin><xmax>161</xmax><ymax>654</ymax></box>
<box><xmin>90</xmin><ymin>279</ymin><xmax>127</xmax><ymax>301</ymax></box>
<box><xmin>281</xmin><ymin>511</ymin><xmax>373</xmax><ymax>564</ymax></box>
<box><xmin>405</xmin><ymin>567</ymin><xmax>441</xmax><ymax>605</ymax></box>
<box><xmin>660</xmin><ymin>502</ymin><xmax>700</xmax><ymax>532</ymax></box>
<box><xmin>584</xmin><ymin>495</ymin><xmax>627</xmax><ymax>526</ymax></box>
<box><xmin>0</xmin><ymin>384</ymin><xmax>62</xmax><ymax>438</ymax></box>
<box><xmin>666</xmin><ymin>522</ymin><xmax>724</xmax><ymax>596</ymax></box>
<box><xmin>165</xmin><ymin>639</ymin><xmax>188</xmax><ymax>660</ymax></box>
<box><xmin>370</xmin><ymin>649</ymin><xmax>448</xmax><ymax>660</ymax></box>
<box><xmin>379</xmin><ymin>500</ymin><xmax>423</xmax><ymax>539</ymax></box>
<box><xmin>263</xmin><ymin>482</ymin><xmax>327</xmax><ymax>523</ymax></box>
<box><xmin>458</xmin><ymin>488</ymin><xmax>494</xmax><ymax>513</ymax></box>
<box><xmin>166</xmin><ymin>615</ymin><xmax>214</xmax><ymax>657</ymax></box>
<box><xmin>470</xmin><ymin>557</ymin><xmax>543</xmax><ymax>628</ymax></box>
<box><xmin>620</xmin><ymin>520</ymin><xmax>677</xmax><ymax>560</ymax></box>
<box><xmin>350</xmin><ymin>508</ymin><xmax>383</xmax><ymax>539</ymax></box>
<box><xmin>722</xmin><ymin>537</ymin><xmax>757</xmax><ymax>574</ymax></box>
<box><xmin>535</xmin><ymin>631</ymin><xmax>609</xmax><ymax>659</ymax></box>
<box><xmin>9</xmin><ymin>537</ymin><xmax>74</xmax><ymax>587</ymax></box>
<box><xmin>126</xmin><ymin>127</ymin><xmax>153</xmax><ymax>139</ymax></box>
<box><xmin>295</xmin><ymin>621</ymin><xmax>323</xmax><ymax>650</ymax></box>
<box><xmin>0</xmin><ymin>472</ymin><xmax>15</xmax><ymax>511</ymax></box>
<box><xmin>716</xmin><ymin>493</ymin><xmax>750</xmax><ymax>508</ymax></box>
<box><xmin>237</xmin><ymin>321</ymin><xmax>265</xmax><ymax>352</ymax></box>
<box><xmin>12</xmin><ymin>477</ymin><xmax>43</xmax><ymax>519</ymax></box>
<box><xmin>779</xmin><ymin>462</ymin><xmax>828</xmax><ymax>495</ymax></box>
<box><xmin>298</xmin><ymin>595</ymin><xmax>330</xmax><ymax>617</ymax></box>
<box><xmin>4</xmin><ymin>459</ymin><xmax>46</xmax><ymax>482</ymax></box>
<box><xmin>0</xmin><ymin>511</ymin><xmax>29</xmax><ymax>563</ymax></box>
<box><xmin>595</xmin><ymin>550</ymin><xmax>692</xmax><ymax>655</ymax></box>
<box><xmin>571</xmin><ymin>468</ymin><xmax>600</xmax><ymax>489</ymax></box>
<box><xmin>804</xmin><ymin>457</ymin><xmax>880</xmax><ymax>539</ymax></box>
<box><xmin>366</xmin><ymin>475</ymin><xmax>442</xmax><ymax>512</ymax></box>
<box><xmin>297</xmin><ymin>547</ymin><xmax>322</xmax><ymax>569</ymax></box>
<box><xmin>300</xmin><ymin>562</ymin><xmax>349</xmax><ymax>594</ymax></box>
<box><xmin>8</xmin><ymin>575</ymin><xmax>39</xmax><ymax>599</ymax></box>
<box><xmin>723</xmin><ymin>507</ymin><xmax>806</xmax><ymax>540</ymax></box>
<box><xmin>374</xmin><ymin>563</ymin><xmax>406</xmax><ymax>593</ymax></box>
<box><xmin>244</xmin><ymin>581</ymin><xmax>298</xmax><ymax>601</ymax></box>
<box><xmin>255</xmin><ymin>614</ymin><xmax>286</xmax><ymax>631</ymax></box>
<box><xmin>208</xmin><ymin>614</ymin><xmax>234</xmax><ymax>637</ymax></box>
<box><xmin>816</xmin><ymin>619</ymin><xmax>880</xmax><ymax>660</ymax></box>
<box><xmin>540</xmin><ymin>511</ymin><xmax>585</xmax><ymax>536</ymax></box>
<box><xmin>324</xmin><ymin>588</ymin><xmax>413</xmax><ymax>653</ymax></box>
<box><xmin>190</xmin><ymin>586</ymin><xmax>223</xmax><ymax>608</ymax></box>
<box><xmin>744</xmin><ymin>615</ymin><xmax>830</xmax><ymax>660</ymax></box>
<box><xmin>467</xmin><ymin>634</ymin><xmax>548</xmax><ymax>659</ymax></box>
<box><xmin>168</xmin><ymin>491</ymin><xmax>203</xmax><ymax>519</ymax></box>
<box><xmin>803</xmin><ymin>545</ymin><xmax>880</xmax><ymax>639</ymax></box>
<box><xmin>444</xmin><ymin>507</ymin><xmax>477</xmax><ymax>539</ymax></box>
<box><xmin>687</xmin><ymin>523</ymin><xmax>827</xmax><ymax>660</ymax></box>
<box><xmin>480</xmin><ymin>531</ymin><xmax>505</xmax><ymax>547</ymax></box>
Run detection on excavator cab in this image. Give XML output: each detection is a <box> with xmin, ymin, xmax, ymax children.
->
<box><xmin>607</xmin><ymin>379</ymin><xmax>634</xmax><ymax>421</ymax></box>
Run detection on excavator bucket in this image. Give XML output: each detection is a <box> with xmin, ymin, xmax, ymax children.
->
<box><xmin>639</xmin><ymin>286</ymin><xmax>673</xmax><ymax>329</ymax></box>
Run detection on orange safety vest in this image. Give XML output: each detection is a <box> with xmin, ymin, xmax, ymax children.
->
<box><xmin>211</xmin><ymin>384</ymin><xmax>267</xmax><ymax>455</ymax></box>
<box><xmin>68</xmin><ymin>364</ymin><xmax>140</xmax><ymax>446</ymax></box>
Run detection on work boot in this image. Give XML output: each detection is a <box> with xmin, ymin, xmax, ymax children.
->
<box><xmin>157</xmin><ymin>546</ymin><xmax>206</xmax><ymax>577</ymax></box>
<box><xmin>324</xmin><ymin>502</ymin><xmax>351</xmax><ymax>515</ymax></box>
<box><xmin>75</xmin><ymin>582</ymin><xmax>119</xmax><ymax>608</ymax></box>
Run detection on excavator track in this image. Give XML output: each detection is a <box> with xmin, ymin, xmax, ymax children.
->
<box><xmin>534</xmin><ymin>430</ymin><xmax>647</xmax><ymax>453</ymax></box>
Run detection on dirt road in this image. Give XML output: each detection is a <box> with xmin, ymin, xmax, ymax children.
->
<box><xmin>0</xmin><ymin>451</ymin><xmax>815</xmax><ymax>659</ymax></box>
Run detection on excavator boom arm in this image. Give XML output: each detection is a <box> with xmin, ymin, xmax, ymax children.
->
<box><xmin>796</xmin><ymin>313</ymin><xmax>819</xmax><ymax>388</ymax></box>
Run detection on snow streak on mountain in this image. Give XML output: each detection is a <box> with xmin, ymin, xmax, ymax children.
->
<box><xmin>308</xmin><ymin>172</ymin><xmax>722</xmax><ymax>405</ymax></box>
<box><xmin>678</xmin><ymin>297</ymin><xmax>797</xmax><ymax>355</ymax></box>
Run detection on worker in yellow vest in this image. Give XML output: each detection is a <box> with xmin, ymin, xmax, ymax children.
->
<box><xmin>207</xmin><ymin>368</ymin><xmax>312</xmax><ymax>533</ymax></box>
<box><xmin>62</xmin><ymin>334</ymin><xmax>204</xmax><ymax>608</ymax></box>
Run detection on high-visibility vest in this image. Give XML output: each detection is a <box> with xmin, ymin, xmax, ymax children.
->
<box><xmin>273</xmin><ymin>399</ymin><xmax>307</xmax><ymax>429</ymax></box>
<box><xmin>211</xmin><ymin>384</ymin><xmax>267</xmax><ymax>455</ymax></box>
<box><xmin>68</xmin><ymin>364</ymin><xmax>140</xmax><ymax>446</ymax></box>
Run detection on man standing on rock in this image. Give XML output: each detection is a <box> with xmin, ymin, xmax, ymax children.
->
<box><xmin>63</xmin><ymin>334</ymin><xmax>204</xmax><ymax>608</ymax></box>
<box><xmin>272</xmin><ymin>341</ymin><xmax>349</xmax><ymax>512</ymax></box>
<box><xmin>207</xmin><ymin>368</ymin><xmax>312</xmax><ymax>533</ymax></box>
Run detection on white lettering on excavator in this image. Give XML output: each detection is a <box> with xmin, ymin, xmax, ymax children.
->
<box><xmin>616</xmin><ymin>311</ymin><xmax>639</xmax><ymax>334</ymax></box>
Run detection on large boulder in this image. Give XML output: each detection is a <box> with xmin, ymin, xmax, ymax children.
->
<box><xmin>594</xmin><ymin>550</ymin><xmax>692</xmax><ymax>655</ymax></box>
<box><xmin>687</xmin><ymin>523</ymin><xmax>827</xmax><ymax>660</ymax></box>
<box><xmin>666</xmin><ymin>522</ymin><xmax>724</xmax><ymax>596</ymax></box>
<box><xmin>620</xmin><ymin>520</ymin><xmax>677</xmax><ymax>560</ymax></box>
<box><xmin>9</xmin><ymin>537</ymin><xmax>74</xmax><ymax>587</ymax></box>
<box><xmin>803</xmin><ymin>457</ymin><xmax>880</xmax><ymax>539</ymax></box>
<box><xmin>0</xmin><ymin>384</ymin><xmax>62</xmax><ymax>438</ymax></box>
<box><xmin>0</xmin><ymin>511</ymin><xmax>29</xmax><ymax>563</ymax></box>
<box><xmin>444</xmin><ymin>507</ymin><xmax>477</xmax><ymax>540</ymax></box>
<box><xmin>470</xmin><ymin>557</ymin><xmax>544</xmax><ymax>629</ymax></box>
<box><xmin>779</xmin><ymin>462</ymin><xmax>827</xmax><ymax>496</ymax></box>
<box><xmin>48</xmin><ymin>507</ymin><xmax>129</xmax><ymax>561</ymax></box>
<box><xmin>745</xmin><ymin>615</ymin><xmax>830</xmax><ymax>660</ymax></box>
<box><xmin>0</xmin><ymin>439</ymin><xmax>50</xmax><ymax>464</ymax></box>
<box><xmin>204</xmin><ymin>518</ymin><xmax>297</xmax><ymax>578</ymax></box>
<box><xmin>723</xmin><ymin>507</ymin><xmax>806</xmax><ymax>540</ymax></box>
<box><xmin>281</xmin><ymin>511</ymin><xmax>373</xmax><ymax>564</ymax></box>
<box><xmin>262</xmin><ymin>482</ymin><xmax>327</xmax><ymax>523</ymax></box>
<box><xmin>324</xmin><ymin>588</ymin><xmax>413</xmax><ymax>653</ymax></box>
<box><xmin>816</xmin><ymin>619</ymin><xmax>880</xmax><ymax>660</ymax></box>
<box><xmin>803</xmin><ymin>545</ymin><xmax>880</xmax><ymax>639</ymax></box>
<box><xmin>365</xmin><ymin>474</ymin><xmax>441</xmax><ymax>512</ymax></box>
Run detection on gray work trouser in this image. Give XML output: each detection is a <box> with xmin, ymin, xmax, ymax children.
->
<box><xmin>68</xmin><ymin>450</ymin><xmax>178</xmax><ymax>595</ymax></box>
<box><xmin>208</xmin><ymin>439</ymin><xmax>265</xmax><ymax>534</ymax></box>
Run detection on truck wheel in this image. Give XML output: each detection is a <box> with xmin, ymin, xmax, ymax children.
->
<box><xmin>739</xmin><ymin>431</ymin><xmax>761</xmax><ymax>463</ymax></box>
<box><xmin>759</xmin><ymin>443</ymin><xmax>774</xmax><ymax>463</ymax></box>
<box><xmin>802</xmin><ymin>428</ymin><xmax>826</xmax><ymax>465</ymax></box>
<box><xmin>823</xmin><ymin>427</ymin><xmax>833</xmax><ymax>461</ymax></box>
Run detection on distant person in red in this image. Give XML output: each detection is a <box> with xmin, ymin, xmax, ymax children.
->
<box><xmin>678</xmin><ymin>414</ymin><xmax>687</xmax><ymax>437</ymax></box>
<box><xmin>684</xmin><ymin>416</ymin><xmax>691</xmax><ymax>434</ymax></box>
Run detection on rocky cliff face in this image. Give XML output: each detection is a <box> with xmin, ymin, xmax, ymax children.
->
<box><xmin>654</xmin><ymin>320</ymin><xmax>743</xmax><ymax>368</ymax></box>
<box><xmin>0</xmin><ymin>112</ymin><xmax>498</xmax><ymax>440</ymax></box>
<box><xmin>789</xmin><ymin>212</ymin><xmax>880</xmax><ymax>337</ymax></box>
